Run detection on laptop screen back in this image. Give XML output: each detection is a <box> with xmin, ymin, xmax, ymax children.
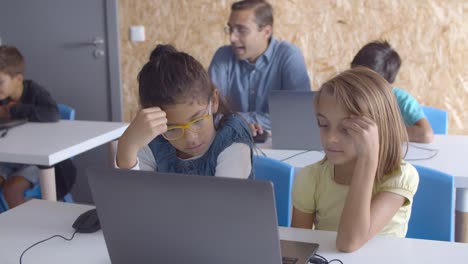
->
<box><xmin>87</xmin><ymin>168</ymin><xmax>283</xmax><ymax>264</ymax></box>
<box><xmin>269</xmin><ymin>91</ymin><xmax>322</xmax><ymax>150</ymax></box>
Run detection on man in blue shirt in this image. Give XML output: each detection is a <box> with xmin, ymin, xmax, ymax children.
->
<box><xmin>209</xmin><ymin>0</ymin><xmax>311</xmax><ymax>136</ymax></box>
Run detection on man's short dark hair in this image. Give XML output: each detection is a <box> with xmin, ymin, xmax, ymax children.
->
<box><xmin>231</xmin><ymin>0</ymin><xmax>273</xmax><ymax>28</ymax></box>
<box><xmin>351</xmin><ymin>40</ymin><xmax>401</xmax><ymax>84</ymax></box>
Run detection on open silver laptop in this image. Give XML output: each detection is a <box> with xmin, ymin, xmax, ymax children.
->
<box><xmin>87</xmin><ymin>168</ymin><xmax>318</xmax><ymax>264</ymax></box>
<box><xmin>269</xmin><ymin>90</ymin><xmax>322</xmax><ymax>150</ymax></box>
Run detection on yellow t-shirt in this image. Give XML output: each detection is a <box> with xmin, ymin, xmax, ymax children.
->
<box><xmin>292</xmin><ymin>160</ymin><xmax>419</xmax><ymax>237</ymax></box>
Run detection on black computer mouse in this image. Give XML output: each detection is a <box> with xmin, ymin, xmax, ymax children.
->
<box><xmin>72</xmin><ymin>208</ymin><xmax>101</xmax><ymax>233</ymax></box>
<box><xmin>253</xmin><ymin>132</ymin><xmax>269</xmax><ymax>143</ymax></box>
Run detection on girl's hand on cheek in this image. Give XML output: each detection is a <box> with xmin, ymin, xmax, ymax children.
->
<box><xmin>341</xmin><ymin>115</ymin><xmax>379</xmax><ymax>162</ymax></box>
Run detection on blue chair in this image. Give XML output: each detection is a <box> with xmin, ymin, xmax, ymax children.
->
<box><xmin>0</xmin><ymin>104</ymin><xmax>75</xmax><ymax>212</ymax></box>
<box><xmin>58</xmin><ymin>103</ymin><xmax>76</xmax><ymax>120</ymax></box>
<box><xmin>406</xmin><ymin>164</ymin><xmax>454</xmax><ymax>241</ymax></box>
<box><xmin>421</xmin><ymin>106</ymin><xmax>448</xmax><ymax>135</ymax></box>
<box><xmin>253</xmin><ymin>155</ymin><xmax>295</xmax><ymax>227</ymax></box>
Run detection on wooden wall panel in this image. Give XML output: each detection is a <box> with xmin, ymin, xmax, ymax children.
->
<box><xmin>119</xmin><ymin>0</ymin><xmax>468</xmax><ymax>134</ymax></box>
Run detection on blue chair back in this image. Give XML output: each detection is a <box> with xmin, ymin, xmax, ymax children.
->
<box><xmin>421</xmin><ymin>106</ymin><xmax>448</xmax><ymax>135</ymax></box>
<box><xmin>58</xmin><ymin>103</ymin><xmax>76</xmax><ymax>120</ymax></box>
<box><xmin>253</xmin><ymin>155</ymin><xmax>295</xmax><ymax>227</ymax></box>
<box><xmin>406</xmin><ymin>164</ymin><xmax>454</xmax><ymax>241</ymax></box>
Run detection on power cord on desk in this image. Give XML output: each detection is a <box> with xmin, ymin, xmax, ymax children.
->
<box><xmin>19</xmin><ymin>231</ymin><xmax>78</xmax><ymax>264</ymax></box>
<box><xmin>19</xmin><ymin>234</ymin><xmax>344</xmax><ymax>264</ymax></box>
<box><xmin>259</xmin><ymin>142</ymin><xmax>437</xmax><ymax>163</ymax></box>
<box><xmin>309</xmin><ymin>253</ymin><xmax>343</xmax><ymax>264</ymax></box>
<box><xmin>281</xmin><ymin>150</ymin><xmax>314</xmax><ymax>162</ymax></box>
<box><xmin>405</xmin><ymin>143</ymin><xmax>439</xmax><ymax>161</ymax></box>
<box><xmin>254</xmin><ymin>147</ymin><xmax>323</xmax><ymax>162</ymax></box>
<box><xmin>281</xmin><ymin>149</ymin><xmax>325</xmax><ymax>162</ymax></box>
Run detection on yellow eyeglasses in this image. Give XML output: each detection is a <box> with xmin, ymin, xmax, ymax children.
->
<box><xmin>162</xmin><ymin>101</ymin><xmax>212</xmax><ymax>141</ymax></box>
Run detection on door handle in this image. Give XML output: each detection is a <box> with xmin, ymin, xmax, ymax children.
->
<box><xmin>79</xmin><ymin>37</ymin><xmax>104</xmax><ymax>46</ymax></box>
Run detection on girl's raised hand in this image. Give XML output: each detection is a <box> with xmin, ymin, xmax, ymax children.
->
<box><xmin>123</xmin><ymin>107</ymin><xmax>168</xmax><ymax>150</ymax></box>
<box><xmin>341</xmin><ymin>115</ymin><xmax>379</xmax><ymax>161</ymax></box>
<box><xmin>116</xmin><ymin>107</ymin><xmax>167</xmax><ymax>168</ymax></box>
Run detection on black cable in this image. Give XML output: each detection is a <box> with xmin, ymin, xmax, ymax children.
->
<box><xmin>328</xmin><ymin>259</ymin><xmax>344</xmax><ymax>264</ymax></box>
<box><xmin>274</xmin><ymin>143</ymin><xmax>436</xmax><ymax>162</ymax></box>
<box><xmin>255</xmin><ymin>147</ymin><xmax>322</xmax><ymax>162</ymax></box>
<box><xmin>280</xmin><ymin>149</ymin><xmax>322</xmax><ymax>162</ymax></box>
<box><xmin>309</xmin><ymin>253</ymin><xmax>343</xmax><ymax>264</ymax></box>
<box><xmin>254</xmin><ymin>146</ymin><xmax>268</xmax><ymax>157</ymax></box>
<box><xmin>405</xmin><ymin>143</ymin><xmax>439</xmax><ymax>161</ymax></box>
<box><xmin>19</xmin><ymin>231</ymin><xmax>78</xmax><ymax>264</ymax></box>
<box><xmin>311</xmin><ymin>253</ymin><xmax>327</xmax><ymax>263</ymax></box>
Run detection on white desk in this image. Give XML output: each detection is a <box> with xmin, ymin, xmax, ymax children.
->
<box><xmin>0</xmin><ymin>200</ymin><xmax>467</xmax><ymax>264</ymax></box>
<box><xmin>279</xmin><ymin>227</ymin><xmax>468</xmax><ymax>263</ymax></box>
<box><xmin>260</xmin><ymin>135</ymin><xmax>468</xmax><ymax>188</ymax></box>
<box><xmin>0</xmin><ymin>120</ymin><xmax>127</xmax><ymax>201</ymax></box>
<box><xmin>259</xmin><ymin>134</ymin><xmax>468</xmax><ymax>242</ymax></box>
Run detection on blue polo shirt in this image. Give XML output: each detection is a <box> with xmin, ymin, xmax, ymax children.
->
<box><xmin>208</xmin><ymin>36</ymin><xmax>311</xmax><ymax>130</ymax></box>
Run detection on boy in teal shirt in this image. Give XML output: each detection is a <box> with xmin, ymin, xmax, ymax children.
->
<box><xmin>351</xmin><ymin>41</ymin><xmax>434</xmax><ymax>143</ymax></box>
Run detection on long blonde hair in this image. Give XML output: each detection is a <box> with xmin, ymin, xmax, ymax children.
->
<box><xmin>316</xmin><ymin>67</ymin><xmax>408</xmax><ymax>182</ymax></box>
